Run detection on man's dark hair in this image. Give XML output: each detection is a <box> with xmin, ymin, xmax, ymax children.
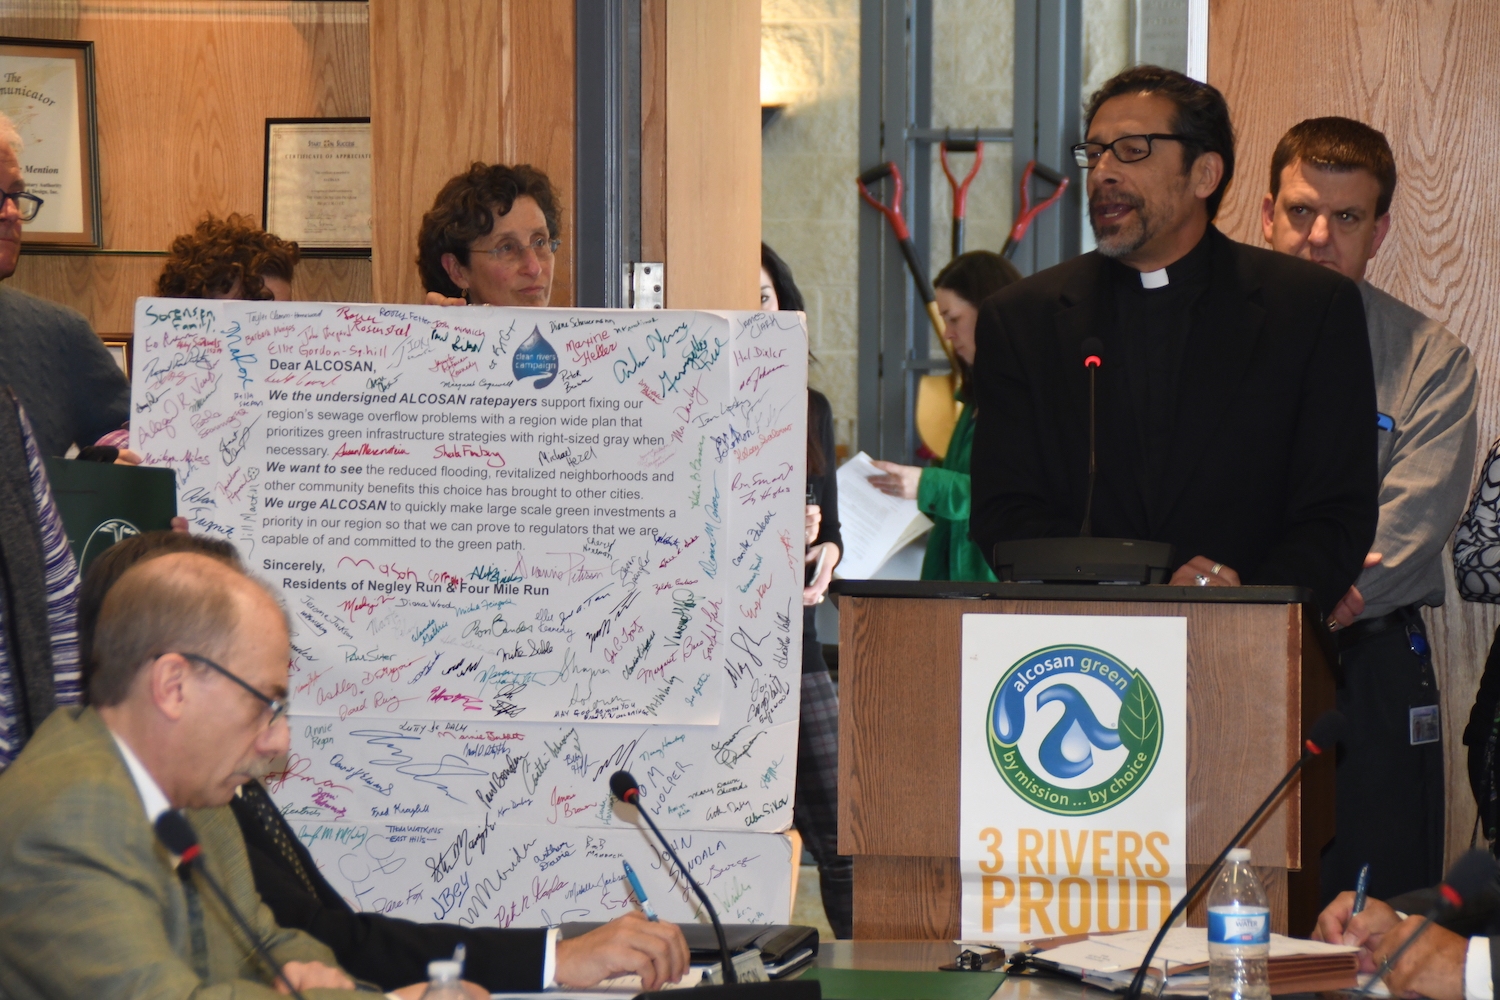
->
<box><xmin>1269</xmin><ymin>117</ymin><xmax>1397</xmax><ymax>217</ymax></box>
<box><xmin>760</xmin><ymin>242</ymin><xmax>805</xmax><ymax>313</ymax></box>
<box><xmin>1084</xmin><ymin>65</ymin><xmax>1236</xmax><ymax>221</ymax></box>
<box><xmin>78</xmin><ymin>531</ymin><xmax>242</xmax><ymax>701</ymax></box>
<box><xmin>416</xmin><ymin>163</ymin><xmax>561</xmax><ymax>298</ymax></box>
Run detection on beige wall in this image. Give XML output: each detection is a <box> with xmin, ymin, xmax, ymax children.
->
<box><xmin>761</xmin><ymin>0</ymin><xmax>860</xmax><ymax>452</ymax></box>
<box><xmin>763</xmin><ymin>2</ymin><xmax>1131</xmax><ymax>453</ymax></box>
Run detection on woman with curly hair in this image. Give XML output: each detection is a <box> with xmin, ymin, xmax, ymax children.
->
<box><xmin>155</xmin><ymin>213</ymin><xmax>300</xmax><ymax>300</ymax></box>
<box><xmin>416</xmin><ymin>162</ymin><xmax>561</xmax><ymax>307</ymax></box>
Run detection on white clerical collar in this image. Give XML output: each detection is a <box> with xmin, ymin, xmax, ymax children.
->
<box><xmin>109</xmin><ymin>729</ymin><xmax>173</xmax><ymax>826</ymax></box>
<box><xmin>1140</xmin><ymin>268</ymin><xmax>1169</xmax><ymax>289</ymax></box>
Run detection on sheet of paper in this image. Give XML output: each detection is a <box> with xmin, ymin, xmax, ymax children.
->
<box><xmin>831</xmin><ymin>451</ymin><xmax>929</xmax><ymax>579</ymax></box>
<box><xmin>131</xmin><ymin>302</ymin><xmax>808</xmax><ymax>928</ymax></box>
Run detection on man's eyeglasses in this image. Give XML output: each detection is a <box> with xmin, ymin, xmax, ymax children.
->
<box><xmin>0</xmin><ymin>190</ymin><xmax>43</xmax><ymax>222</ymax></box>
<box><xmin>477</xmin><ymin>235</ymin><xmax>561</xmax><ymax>266</ymax></box>
<box><xmin>172</xmin><ymin>653</ymin><xmax>289</xmax><ymax>726</ymax></box>
<box><xmin>1072</xmin><ymin>134</ymin><xmax>1188</xmax><ymax>169</ymax></box>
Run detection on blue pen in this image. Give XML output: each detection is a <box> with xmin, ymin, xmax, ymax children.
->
<box><xmin>623</xmin><ymin>860</ymin><xmax>660</xmax><ymax>921</ymax></box>
<box><xmin>1352</xmin><ymin>863</ymin><xmax>1370</xmax><ymax>915</ymax></box>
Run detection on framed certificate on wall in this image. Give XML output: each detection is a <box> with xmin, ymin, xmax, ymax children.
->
<box><xmin>262</xmin><ymin>117</ymin><xmax>372</xmax><ymax>253</ymax></box>
<box><xmin>0</xmin><ymin>37</ymin><xmax>102</xmax><ymax>247</ymax></box>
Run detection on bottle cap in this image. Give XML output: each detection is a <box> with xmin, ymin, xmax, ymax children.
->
<box><xmin>428</xmin><ymin>960</ymin><xmax>462</xmax><ymax>981</ymax></box>
<box><xmin>1226</xmin><ymin>847</ymin><xmax>1252</xmax><ymax>863</ymax></box>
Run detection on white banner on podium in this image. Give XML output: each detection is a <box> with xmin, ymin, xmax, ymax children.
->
<box><xmin>959</xmin><ymin>614</ymin><xmax>1187</xmax><ymax>940</ymax></box>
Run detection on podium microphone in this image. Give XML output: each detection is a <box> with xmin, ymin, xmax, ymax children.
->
<box><xmin>1079</xmin><ymin>337</ymin><xmax>1103</xmax><ymax>537</ymax></box>
<box><xmin>609</xmin><ymin>771</ymin><xmax>819</xmax><ymax>1000</ymax></box>
<box><xmin>1347</xmin><ymin>849</ymin><xmax>1497</xmax><ymax>998</ymax></box>
<box><xmin>155</xmin><ymin>811</ymin><xmax>310</xmax><ymax>1000</ymax></box>
<box><xmin>1124</xmin><ymin>711</ymin><xmax>1347</xmax><ymax>1000</ymax></box>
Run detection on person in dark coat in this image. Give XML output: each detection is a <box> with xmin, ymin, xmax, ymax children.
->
<box><xmin>969</xmin><ymin>66</ymin><xmax>1378</xmax><ymax>616</ymax></box>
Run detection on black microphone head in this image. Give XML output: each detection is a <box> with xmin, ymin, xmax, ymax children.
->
<box><xmin>155</xmin><ymin>810</ymin><xmax>200</xmax><ymax>859</ymax></box>
<box><xmin>1305</xmin><ymin>710</ymin><xmax>1347</xmax><ymax>755</ymax></box>
<box><xmin>1081</xmin><ymin>337</ymin><xmax>1103</xmax><ymax>368</ymax></box>
<box><xmin>609</xmin><ymin>770</ymin><xmax>640</xmax><ymax>803</ymax></box>
<box><xmin>1440</xmin><ymin>849</ymin><xmax>1497</xmax><ymax>907</ymax></box>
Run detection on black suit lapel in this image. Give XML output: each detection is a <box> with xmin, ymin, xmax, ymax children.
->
<box><xmin>1156</xmin><ymin>230</ymin><xmax>1266</xmax><ymax>520</ymax></box>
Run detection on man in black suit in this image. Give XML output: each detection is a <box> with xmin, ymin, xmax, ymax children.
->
<box><xmin>970</xmin><ymin>66</ymin><xmax>1379</xmax><ymax>614</ymax></box>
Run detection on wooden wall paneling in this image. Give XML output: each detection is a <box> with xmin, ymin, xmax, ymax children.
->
<box><xmin>640</xmin><ymin>0</ymin><xmax>668</xmax><ymax>264</ymax></box>
<box><xmin>368</xmin><ymin>0</ymin><xmax>575</xmax><ymax>307</ymax></box>
<box><xmin>500</xmin><ymin>0</ymin><xmax>576</xmax><ymax>307</ymax></box>
<box><xmin>0</xmin><ymin>1</ymin><xmax>372</xmax><ymax>327</ymax></box>
<box><xmin>10</xmin><ymin>254</ymin><xmax>166</xmax><ymax>336</ymax></box>
<box><xmin>368</xmin><ymin>0</ymin><xmax>500</xmax><ymax>305</ymax></box>
<box><xmin>663</xmin><ymin>0</ymin><xmax>760</xmax><ymax>310</ymax></box>
<box><xmin>1210</xmin><ymin>0</ymin><xmax>1500</xmax><ymax>868</ymax></box>
<box><xmin>294</xmin><ymin>258</ymin><xmax>374</xmax><ymax>306</ymax></box>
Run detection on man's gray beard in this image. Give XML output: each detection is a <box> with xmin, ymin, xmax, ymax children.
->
<box><xmin>1092</xmin><ymin>212</ymin><xmax>1153</xmax><ymax>259</ymax></box>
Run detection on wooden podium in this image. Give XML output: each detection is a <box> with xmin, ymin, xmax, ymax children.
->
<box><xmin>832</xmin><ymin>581</ymin><xmax>1336</xmax><ymax>939</ymax></box>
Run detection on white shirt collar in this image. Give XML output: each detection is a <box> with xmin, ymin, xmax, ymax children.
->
<box><xmin>109</xmin><ymin>729</ymin><xmax>174</xmax><ymax>825</ymax></box>
<box><xmin>1140</xmin><ymin>267</ymin><xmax>1169</xmax><ymax>289</ymax></box>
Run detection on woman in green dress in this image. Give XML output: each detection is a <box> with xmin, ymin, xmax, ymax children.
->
<box><xmin>867</xmin><ymin>250</ymin><xmax>1020</xmax><ymax>581</ymax></box>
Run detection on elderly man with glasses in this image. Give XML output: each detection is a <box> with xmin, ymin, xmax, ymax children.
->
<box><xmin>0</xmin><ymin>551</ymin><xmax>688</xmax><ymax>1000</ymax></box>
<box><xmin>0</xmin><ymin>111</ymin><xmax>132</xmax><ymax>461</ymax></box>
<box><xmin>970</xmin><ymin>65</ymin><xmax>1379</xmax><ymax>622</ymax></box>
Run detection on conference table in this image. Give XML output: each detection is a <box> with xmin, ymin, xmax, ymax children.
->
<box><xmin>808</xmin><ymin>941</ymin><xmax>1338</xmax><ymax>1000</ymax></box>
<box><xmin>808</xmin><ymin>941</ymin><xmax>1106</xmax><ymax>1000</ymax></box>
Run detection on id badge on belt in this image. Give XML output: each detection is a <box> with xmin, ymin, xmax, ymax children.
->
<box><xmin>1407</xmin><ymin>625</ymin><xmax>1440</xmax><ymax>746</ymax></box>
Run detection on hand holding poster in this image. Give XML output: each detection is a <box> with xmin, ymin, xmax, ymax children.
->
<box><xmin>131</xmin><ymin>300</ymin><xmax>809</xmax><ymax>926</ymax></box>
<box><xmin>960</xmin><ymin>614</ymin><xmax>1186</xmax><ymax>939</ymax></box>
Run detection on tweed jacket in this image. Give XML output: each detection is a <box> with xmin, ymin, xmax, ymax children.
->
<box><xmin>0</xmin><ymin>706</ymin><xmax>354</xmax><ymax>1000</ymax></box>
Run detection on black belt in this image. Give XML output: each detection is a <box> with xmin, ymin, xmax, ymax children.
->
<box><xmin>1335</xmin><ymin>602</ymin><xmax>1424</xmax><ymax>651</ymax></box>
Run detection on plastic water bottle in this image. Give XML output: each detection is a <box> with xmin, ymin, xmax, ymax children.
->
<box><xmin>1207</xmin><ymin>847</ymin><xmax>1270</xmax><ymax>1000</ymax></box>
<box><xmin>419</xmin><ymin>960</ymin><xmax>467</xmax><ymax>1000</ymax></box>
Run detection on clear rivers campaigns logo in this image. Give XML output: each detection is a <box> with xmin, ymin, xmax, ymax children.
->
<box><xmin>512</xmin><ymin>327</ymin><xmax>559</xmax><ymax>388</ymax></box>
<box><xmin>988</xmin><ymin>644</ymin><xmax>1162</xmax><ymax>815</ymax></box>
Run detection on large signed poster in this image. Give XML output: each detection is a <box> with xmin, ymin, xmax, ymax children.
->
<box><xmin>131</xmin><ymin>300</ymin><xmax>810</xmax><ymax>926</ymax></box>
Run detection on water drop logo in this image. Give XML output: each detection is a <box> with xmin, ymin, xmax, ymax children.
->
<box><xmin>987</xmin><ymin>644</ymin><xmax>1162</xmax><ymax>815</ymax></box>
<box><xmin>512</xmin><ymin>326</ymin><xmax>559</xmax><ymax>389</ymax></box>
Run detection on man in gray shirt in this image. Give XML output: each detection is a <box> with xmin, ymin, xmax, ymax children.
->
<box><xmin>1263</xmin><ymin>117</ymin><xmax>1477</xmax><ymax>902</ymax></box>
<box><xmin>0</xmin><ymin>112</ymin><xmax>128</xmax><ymax>458</ymax></box>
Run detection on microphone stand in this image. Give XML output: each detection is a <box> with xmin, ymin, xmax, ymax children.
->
<box><xmin>626</xmin><ymin>794</ymin><xmax>739</xmax><ymax>985</ymax></box>
<box><xmin>1123</xmin><ymin>745</ymin><xmax>1322</xmax><ymax>1000</ymax></box>
<box><xmin>1081</xmin><ymin>356</ymin><xmax>1098</xmax><ymax>537</ymax></box>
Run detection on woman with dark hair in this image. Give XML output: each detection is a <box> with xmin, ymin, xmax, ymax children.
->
<box><xmin>760</xmin><ymin>242</ymin><xmax>851</xmax><ymax>938</ymax></box>
<box><xmin>866</xmin><ymin>250</ymin><xmax>1021</xmax><ymax>580</ymax></box>
<box><xmin>416</xmin><ymin>162</ymin><xmax>562</xmax><ymax>307</ymax></box>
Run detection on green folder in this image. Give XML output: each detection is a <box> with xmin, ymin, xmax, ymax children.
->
<box><xmin>801</xmin><ymin>968</ymin><xmax>1006</xmax><ymax>1000</ymax></box>
<box><xmin>44</xmin><ymin>458</ymin><xmax>178</xmax><ymax>573</ymax></box>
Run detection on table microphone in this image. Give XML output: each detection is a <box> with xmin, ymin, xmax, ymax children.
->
<box><xmin>1079</xmin><ymin>337</ymin><xmax>1103</xmax><ymax>537</ymax></box>
<box><xmin>155</xmin><ymin>810</ymin><xmax>311</xmax><ymax>1000</ymax></box>
<box><xmin>1346</xmin><ymin>849</ymin><xmax>1497</xmax><ymax>999</ymax></box>
<box><xmin>608</xmin><ymin>771</ymin><xmax>820</xmax><ymax>1000</ymax></box>
<box><xmin>1123</xmin><ymin>710</ymin><xmax>1347</xmax><ymax>1000</ymax></box>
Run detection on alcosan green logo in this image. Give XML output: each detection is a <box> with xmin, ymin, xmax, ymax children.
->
<box><xmin>987</xmin><ymin>644</ymin><xmax>1162</xmax><ymax>816</ymax></box>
